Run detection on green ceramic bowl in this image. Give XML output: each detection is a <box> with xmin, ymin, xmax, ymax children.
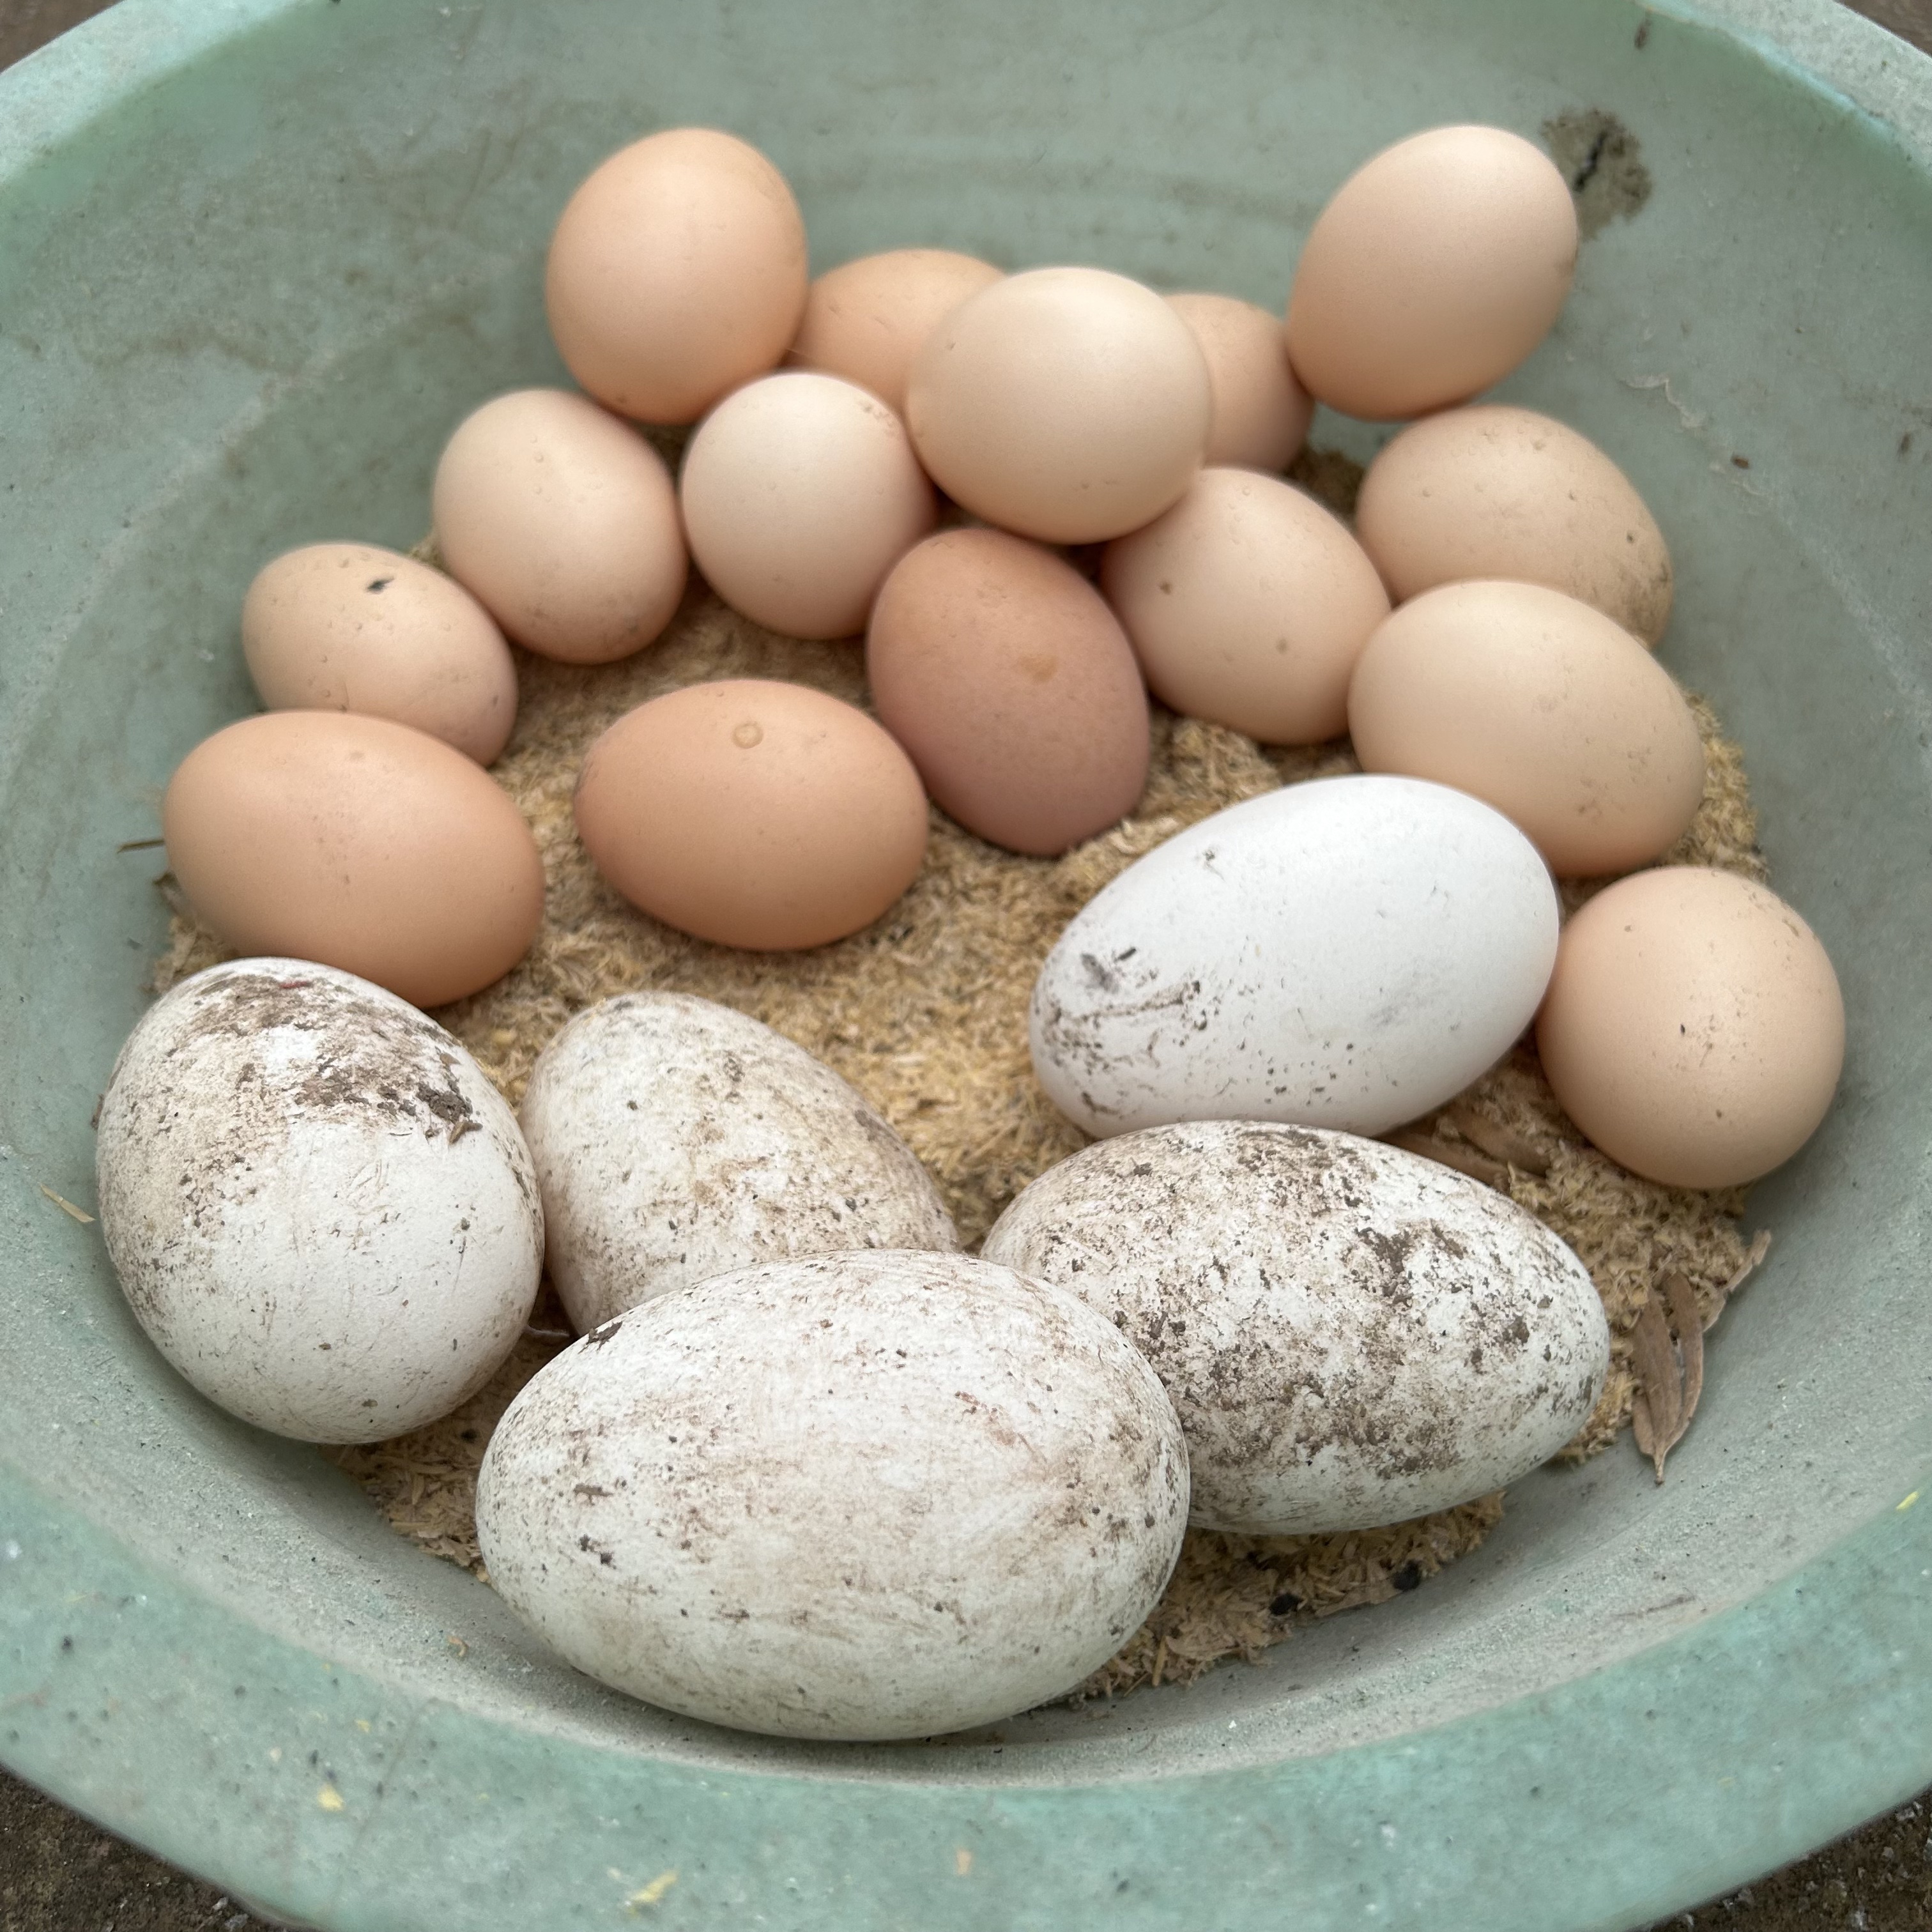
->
<box><xmin>3</xmin><ymin>2</ymin><xmax>1928</xmax><ymax>1926</ymax></box>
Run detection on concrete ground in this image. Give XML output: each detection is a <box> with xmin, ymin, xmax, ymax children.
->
<box><xmin>3</xmin><ymin>0</ymin><xmax>1928</xmax><ymax>1926</ymax></box>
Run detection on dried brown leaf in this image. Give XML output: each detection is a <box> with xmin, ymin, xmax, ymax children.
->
<box><xmin>1443</xmin><ymin>1100</ymin><xmax>1552</xmax><ymax>1176</ymax></box>
<box><xmin>1664</xmin><ymin>1272</ymin><xmax>1705</xmax><ymax>1426</ymax></box>
<box><xmin>1384</xmin><ymin>1129</ymin><xmax>1508</xmax><ymax>1188</ymax></box>
<box><xmin>1629</xmin><ymin>1293</ymin><xmax>1682</xmax><ymax>1483</ymax></box>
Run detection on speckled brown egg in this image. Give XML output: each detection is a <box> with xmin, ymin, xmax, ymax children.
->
<box><xmin>545</xmin><ymin>128</ymin><xmax>808</xmax><ymax>425</ymax></box>
<box><xmin>788</xmin><ymin>249</ymin><xmax>1004</xmax><ymax>414</ymax></box>
<box><xmin>1356</xmin><ymin>406</ymin><xmax>1675</xmax><ymax>643</ymax></box>
<box><xmin>1347</xmin><ymin>581</ymin><xmax>1705</xmax><ymax>876</ymax></box>
<box><xmin>868</xmin><ymin>528</ymin><xmax>1150</xmax><ymax>855</ymax></box>
<box><xmin>1165</xmin><ymin>292</ymin><xmax>1312</xmax><ymax>473</ymax></box>
<box><xmin>432</xmin><ymin>389</ymin><xmax>686</xmax><ymax>666</ymax></box>
<box><xmin>162</xmin><ymin>712</ymin><xmax>544</xmax><ymax>1007</ymax></box>
<box><xmin>1285</xmin><ymin>125</ymin><xmax>1579</xmax><ymax>420</ymax></box>
<box><xmin>241</xmin><ymin>542</ymin><xmax>519</xmax><ymax>765</ymax></box>
<box><xmin>573</xmin><ymin>680</ymin><xmax>928</xmax><ymax>950</ymax></box>
<box><xmin>1535</xmin><ymin>868</ymin><xmax>1845</xmax><ymax>1189</ymax></box>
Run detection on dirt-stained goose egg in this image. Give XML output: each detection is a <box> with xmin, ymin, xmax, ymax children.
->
<box><xmin>545</xmin><ymin>128</ymin><xmax>808</xmax><ymax>425</ymax></box>
<box><xmin>788</xmin><ymin>249</ymin><xmax>1004</xmax><ymax>413</ymax></box>
<box><xmin>572</xmin><ymin>679</ymin><xmax>928</xmax><ymax>950</ymax></box>
<box><xmin>1355</xmin><ymin>406</ymin><xmax>1675</xmax><ymax>643</ymax></box>
<box><xmin>868</xmin><ymin>527</ymin><xmax>1150</xmax><ymax>854</ymax></box>
<box><xmin>432</xmin><ymin>389</ymin><xmax>687</xmax><ymax>666</ymax></box>
<box><xmin>1031</xmin><ymin>776</ymin><xmax>1558</xmax><ymax>1138</ymax></box>
<box><xmin>241</xmin><ymin>542</ymin><xmax>518</xmax><ymax>765</ymax></box>
<box><xmin>679</xmin><ymin>372</ymin><xmax>937</xmax><ymax>639</ymax></box>
<box><xmin>475</xmin><ymin>1251</ymin><xmax>1188</xmax><ymax>1740</ymax></box>
<box><xmin>983</xmin><ymin>1123</ymin><xmax>1608</xmax><ymax>1533</ymax></box>
<box><xmin>905</xmin><ymin>266</ymin><xmax>1211</xmax><ymax>543</ymax></box>
<box><xmin>1347</xmin><ymin>581</ymin><xmax>1706</xmax><ymax>877</ymax></box>
<box><xmin>1164</xmin><ymin>292</ymin><xmax>1312</xmax><ymax>473</ymax></box>
<box><xmin>519</xmin><ymin>992</ymin><xmax>956</xmax><ymax>1332</ymax></box>
<box><xmin>1285</xmin><ymin>125</ymin><xmax>1579</xmax><ymax>420</ymax></box>
<box><xmin>95</xmin><ymin>960</ymin><xmax>542</xmax><ymax>1444</ymax></box>
<box><xmin>1100</xmin><ymin>468</ymin><xmax>1390</xmax><ymax>744</ymax></box>
<box><xmin>1536</xmin><ymin>868</ymin><xmax>1845</xmax><ymax>1189</ymax></box>
<box><xmin>163</xmin><ymin>711</ymin><xmax>544</xmax><ymax>1007</ymax></box>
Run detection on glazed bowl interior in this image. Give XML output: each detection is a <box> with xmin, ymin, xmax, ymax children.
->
<box><xmin>1</xmin><ymin>2</ymin><xmax>1929</xmax><ymax>1928</ymax></box>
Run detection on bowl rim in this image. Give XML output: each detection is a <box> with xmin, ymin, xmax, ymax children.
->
<box><xmin>2</xmin><ymin>2</ymin><xmax>1929</xmax><ymax>1928</ymax></box>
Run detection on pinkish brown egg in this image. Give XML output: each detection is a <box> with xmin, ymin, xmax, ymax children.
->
<box><xmin>788</xmin><ymin>249</ymin><xmax>1004</xmax><ymax>415</ymax></box>
<box><xmin>1165</xmin><ymin>293</ymin><xmax>1312</xmax><ymax>473</ymax></box>
<box><xmin>545</xmin><ymin>128</ymin><xmax>808</xmax><ymax>425</ymax></box>
<box><xmin>868</xmin><ymin>528</ymin><xmax>1150</xmax><ymax>855</ymax></box>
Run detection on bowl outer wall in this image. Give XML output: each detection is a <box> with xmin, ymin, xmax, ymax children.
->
<box><xmin>1</xmin><ymin>1</ymin><xmax>1930</xmax><ymax>1929</ymax></box>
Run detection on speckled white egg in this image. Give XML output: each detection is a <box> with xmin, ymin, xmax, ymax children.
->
<box><xmin>475</xmin><ymin>1250</ymin><xmax>1189</xmax><ymax>1740</ymax></box>
<box><xmin>983</xmin><ymin>1122</ymin><xmax>1608</xmax><ymax>1533</ymax></box>
<box><xmin>95</xmin><ymin>959</ymin><xmax>542</xmax><ymax>1444</ymax></box>
<box><xmin>1030</xmin><ymin>776</ymin><xmax>1559</xmax><ymax>1138</ymax></box>
<box><xmin>518</xmin><ymin>993</ymin><xmax>957</xmax><ymax>1333</ymax></box>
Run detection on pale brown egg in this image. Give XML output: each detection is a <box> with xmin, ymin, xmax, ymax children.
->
<box><xmin>905</xmin><ymin>267</ymin><xmax>1211</xmax><ymax>544</ymax></box>
<box><xmin>1100</xmin><ymin>468</ymin><xmax>1388</xmax><ymax>745</ymax></box>
<box><xmin>1347</xmin><ymin>581</ymin><xmax>1705</xmax><ymax>877</ymax></box>
<box><xmin>544</xmin><ymin>128</ymin><xmax>808</xmax><ymax>424</ymax></box>
<box><xmin>1165</xmin><ymin>292</ymin><xmax>1312</xmax><ymax>473</ymax></box>
<box><xmin>163</xmin><ymin>712</ymin><xmax>544</xmax><ymax>1008</ymax></box>
<box><xmin>868</xmin><ymin>528</ymin><xmax>1149</xmax><ymax>855</ymax></box>
<box><xmin>1356</xmin><ymin>406</ymin><xmax>1675</xmax><ymax>643</ymax></box>
<box><xmin>1285</xmin><ymin>126</ymin><xmax>1579</xmax><ymax>421</ymax></box>
<box><xmin>1536</xmin><ymin>868</ymin><xmax>1844</xmax><ymax>1190</ymax></box>
<box><xmin>788</xmin><ymin>249</ymin><xmax>1004</xmax><ymax>414</ymax></box>
<box><xmin>679</xmin><ymin>373</ymin><xmax>937</xmax><ymax>640</ymax></box>
<box><xmin>574</xmin><ymin>680</ymin><xmax>927</xmax><ymax>951</ymax></box>
<box><xmin>241</xmin><ymin>543</ymin><xmax>518</xmax><ymax>765</ymax></box>
<box><xmin>432</xmin><ymin>389</ymin><xmax>687</xmax><ymax>666</ymax></box>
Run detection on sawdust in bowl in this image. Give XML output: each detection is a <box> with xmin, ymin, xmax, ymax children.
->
<box><xmin>153</xmin><ymin>450</ymin><xmax>1772</xmax><ymax>1706</ymax></box>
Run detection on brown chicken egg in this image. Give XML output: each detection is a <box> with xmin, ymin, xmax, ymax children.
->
<box><xmin>1285</xmin><ymin>125</ymin><xmax>1578</xmax><ymax>421</ymax></box>
<box><xmin>163</xmin><ymin>711</ymin><xmax>544</xmax><ymax>1007</ymax></box>
<box><xmin>1347</xmin><ymin>581</ymin><xmax>1705</xmax><ymax>877</ymax></box>
<box><xmin>573</xmin><ymin>680</ymin><xmax>928</xmax><ymax>950</ymax></box>
<box><xmin>868</xmin><ymin>528</ymin><xmax>1150</xmax><ymax>855</ymax></box>
<box><xmin>788</xmin><ymin>249</ymin><xmax>1004</xmax><ymax>415</ymax></box>
<box><xmin>241</xmin><ymin>542</ymin><xmax>518</xmax><ymax>765</ymax></box>
<box><xmin>432</xmin><ymin>389</ymin><xmax>687</xmax><ymax>666</ymax></box>
<box><xmin>1101</xmin><ymin>468</ymin><xmax>1389</xmax><ymax>745</ymax></box>
<box><xmin>1165</xmin><ymin>292</ymin><xmax>1312</xmax><ymax>473</ymax></box>
<box><xmin>905</xmin><ymin>268</ymin><xmax>1211</xmax><ymax>544</ymax></box>
<box><xmin>1536</xmin><ymin>868</ymin><xmax>1845</xmax><ymax>1190</ymax></box>
<box><xmin>544</xmin><ymin>128</ymin><xmax>809</xmax><ymax>425</ymax></box>
<box><xmin>679</xmin><ymin>372</ymin><xmax>937</xmax><ymax>640</ymax></box>
<box><xmin>1356</xmin><ymin>406</ymin><xmax>1675</xmax><ymax>643</ymax></box>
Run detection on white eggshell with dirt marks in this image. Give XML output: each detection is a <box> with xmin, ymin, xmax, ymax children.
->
<box><xmin>94</xmin><ymin>958</ymin><xmax>542</xmax><ymax>1444</ymax></box>
<box><xmin>475</xmin><ymin>1250</ymin><xmax>1189</xmax><ymax>1740</ymax></box>
<box><xmin>982</xmin><ymin>1121</ymin><xmax>1608</xmax><ymax>1533</ymax></box>
<box><xmin>518</xmin><ymin>993</ymin><xmax>956</xmax><ymax>1333</ymax></box>
<box><xmin>1029</xmin><ymin>775</ymin><xmax>1558</xmax><ymax>1138</ymax></box>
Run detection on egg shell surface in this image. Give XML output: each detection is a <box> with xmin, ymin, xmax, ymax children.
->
<box><xmin>788</xmin><ymin>248</ymin><xmax>1004</xmax><ymax>414</ymax></box>
<box><xmin>475</xmin><ymin>1250</ymin><xmax>1189</xmax><ymax>1740</ymax></box>
<box><xmin>1347</xmin><ymin>581</ymin><xmax>1706</xmax><ymax>877</ymax></box>
<box><xmin>868</xmin><ymin>527</ymin><xmax>1151</xmax><ymax>855</ymax></box>
<box><xmin>679</xmin><ymin>372</ymin><xmax>937</xmax><ymax>640</ymax></box>
<box><xmin>432</xmin><ymin>388</ymin><xmax>687</xmax><ymax>665</ymax></box>
<box><xmin>95</xmin><ymin>960</ymin><xmax>542</xmax><ymax>1444</ymax></box>
<box><xmin>241</xmin><ymin>543</ymin><xmax>518</xmax><ymax>765</ymax></box>
<box><xmin>905</xmin><ymin>266</ymin><xmax>1212</xmax><ymax>543</ymax></box>
<box><xmin>519</xmin><ymin>992</ymin><xmax>957</xmax><ymax>1333</ymax></box>
<box><xmin>572</xmin><ymin>678</ymin><xmax>928</xmax><ymax>950</ymax></box>
<box><xmin>1164</xmin><ymin>291</ymin><xmax>1312</xmax><ymax>473</ymax></box>
<box><xmin>544</xmin><ymin>127</ymin><xmax>808</xmax><ymax>424</ymax></box>
<box><xmin>1100</xmin><ymin>468</ymin><xmax>1390</xmax><ymax>744</ymax></box>
<box><xmin>1355</xmin><ymin>406</ymin><xmax>1675</xmax><ymax>644</ymax></box>
<box><xmin>163</xmin><ymin>710</ymin><xmax>544</xmax><ymax>1008</ymax></box>
<box><xmin>1285</xmin><ymin>125</ymin><xmax>1579</xmax><ymax>421</ymax></box>
<box><xmin>1536</xmin><ymin>867</ymin><xmax>1845</xmax><ymax>1190</ymax></box>
<box><xmin>983</xmin><ymin>1121</ymin><xmax>1607</xmax><ymax>1533</ymax></box>
<box><xmin>1030</xmin><ymin>775</ymin><xmax>1559</xmax><ymax>1138</ymax></box>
